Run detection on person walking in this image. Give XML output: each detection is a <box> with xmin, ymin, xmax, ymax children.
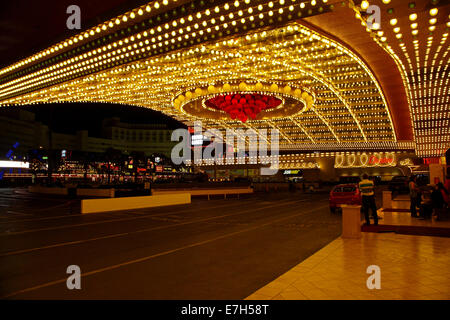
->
<box><xmin>409</xmin><ymin>176</ymin><xmax>421</xmax><ymax>217</ymax></box>
<box><xmin>359</xmin><ymin>174</ymin><xmax>378</xmax><ymax>226</ymax></box>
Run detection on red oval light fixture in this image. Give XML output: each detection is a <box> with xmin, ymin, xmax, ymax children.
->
<box><xmin>205</xmin><ymin>93</ymin><xmax>282</xmax><ymax>123</ymax></box>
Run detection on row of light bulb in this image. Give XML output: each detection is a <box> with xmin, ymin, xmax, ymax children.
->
<box><xmin>0</xmin><ymin>0</ymin><xmax>332</xmax><ymax>100</ymax></box>
<box><xmin>0</xmin><ymin>0</ymin><xmax>329</xmax><ymax>79</ymax></box>
<box><xmin>1</xmin><ymin>24</ymin><xmax>392</xmax><ymax>146</ymax></box>
<box><xmin>0</xmin><ymin>0</ymin><xmax>176</xmax><ymax>77</ymax></box>
<box><xmin>356</xmin><ymin>1</ymin><xmax>449</xmax><ymax>156</ymax></box>
<box><xmin>0</xmin><ymin>0</ymin><xmax>394</xmax><ymax>147</ymax></box>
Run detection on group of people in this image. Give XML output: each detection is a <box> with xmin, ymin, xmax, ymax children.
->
<box><xmin>357</xmin><ymin>173</ymin><xmax>450</xmax><ymax>226</ymax></box>
<box><xmin>408</xmin><ymin>176</ymin><xmax>450</xmax><ymax>220</ymax></box>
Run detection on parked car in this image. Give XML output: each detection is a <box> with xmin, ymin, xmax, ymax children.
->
<box><xmin>388</xmin><ymin>176</ymin><xmax>409</xmax><ymax>194</ymax></box>
<box><xmin>329</xmin><ymin>184</ymin><xmax>362</xmax><ymax>213</ymax></box>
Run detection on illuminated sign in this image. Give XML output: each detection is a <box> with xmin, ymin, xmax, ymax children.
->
<box><xmin>283</xmin><ymin>170</ymin><xmax>302</xmax><ymax>175</ymax></box>
<box><xmin>0</xmin><ymin>161</ymin><xmax>30</xmax><ymax>169</ymax></box>
<box><xmin>334</xmin><ymin>152</ymin><xmax>396</xmax><ymax>168</ymax></box>
<box><xmin>422</xmin><ymin>157</ymin><xmax>442</xmax><ymax>165</ymax></box>
<box><xmin>399</xmin><ymin>158</ymin><xmax>414</xmax><ymax>166</ymax></box>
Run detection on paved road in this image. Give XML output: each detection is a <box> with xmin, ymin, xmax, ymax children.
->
<box><xmin>0</xmin><ymin>188</ymin><xmax>341</xmax><ymax>299</ymax></box>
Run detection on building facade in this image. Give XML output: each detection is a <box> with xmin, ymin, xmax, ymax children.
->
<box><xmin>0</xmin><ymin>111</ymin><xmax>177</xmax><ymax>158</ymax></box>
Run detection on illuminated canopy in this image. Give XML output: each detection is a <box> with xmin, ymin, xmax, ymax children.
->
<box><xmin>0</xmin><ymin>0</ymin><xmax>448</xmax><ymax>155</ymax></box>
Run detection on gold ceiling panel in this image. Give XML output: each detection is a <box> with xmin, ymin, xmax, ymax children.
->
<box><xmin>350</xmin><ymin>0</ymin><xmax>449</xmax><ymax>156</ymax></box>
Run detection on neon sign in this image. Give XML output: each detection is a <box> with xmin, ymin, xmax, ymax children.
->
<box><xmin>422</xmin><ymin>157</ymin><xmax>441</xmax><ymax>165</ymax></box>
<box><xmin>335</xmin><ymin>152</ymin><xmax>396</xmax><ymax>168</ymax></box>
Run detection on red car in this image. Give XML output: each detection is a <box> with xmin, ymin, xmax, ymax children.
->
<box><xmin>329</xmin><ymin>184</ymin><xmax>362</xmax><ymax>213</ymax></box>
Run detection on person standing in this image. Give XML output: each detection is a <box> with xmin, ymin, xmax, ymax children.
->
<box><xmin>444</xmin><ymin>175</ymin><xmax>450</xmax><ymax>200</ymax></box>
<box><xmin>359</xmin><ymin>174</ymin><xmax>378</xmax><ymax>226</ymax></box>
<box><xmin>430</xmin><ymin>183</ymin><xmax>445</xmax><ymax>220</ymax></box>
<box><xmin>431</xmin><ymin>182</ymin><xmax>449</xmax><ymax>221</ymax></box>
<box><xmin>409</xmin><ymin>176</ymin><xmax>421</xmax><ymax>217</ymax></box>
<box><xmin>438</xmin><ymin>182</ymin><xmax>449</xmax><ymax>206</ymax></box>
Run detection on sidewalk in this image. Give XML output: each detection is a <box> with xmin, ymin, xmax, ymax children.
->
<box><xmin>246</xmin><ymin>233</ymin><xmax>450</xmax><ymax>300</ymax></box>
<box><xmin>361</xmin><ymin>203</ymin><xmax>450</xmax><ymax>237</ymax></box>
<box><xmin>377</xmin><ymin>210</ymin><xmax>450</xmax><ymax>228</ymax></box>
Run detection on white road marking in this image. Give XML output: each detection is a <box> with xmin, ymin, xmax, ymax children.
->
<box><xmin>1</xmin><ymin>203</ymin><xmax>327</xmax><ymax>298</ymax></box>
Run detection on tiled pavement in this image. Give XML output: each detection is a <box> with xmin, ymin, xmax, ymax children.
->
<box><xmin>246</xmin><ymin>232</ymin><xmax>450</xmax><ymax>300</ymax></box>
<box><xmin>378</xmin><ymin>210</ymin><xmax>450</xmax><ymax>228</ymax></box>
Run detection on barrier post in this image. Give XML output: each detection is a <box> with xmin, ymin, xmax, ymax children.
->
<box><xmin>341</xmin><ymin>204</ymin><xmax>362</xmax><ymax>239</ymax></box>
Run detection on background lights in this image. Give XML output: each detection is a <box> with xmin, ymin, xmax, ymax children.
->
<box><xmin>352</xmin><ymin>0</ymin><xmax>450</xmax><ymax>156</ymax></box>
<box><xmin>361</xmin><ymin>1</ymin><xmax>369</xmax><ymax>10</ymax></box>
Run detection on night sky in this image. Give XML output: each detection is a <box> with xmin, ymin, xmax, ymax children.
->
<box><xmin>4</xmin><ymin>103</ymin><xmax>186</xmax><ymax>137</ymax></box>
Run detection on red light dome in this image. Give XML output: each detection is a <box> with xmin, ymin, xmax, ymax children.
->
<box><xmin>205</xmin><ymin>93</ymin><xmax>282</xmax><ymax>123</ymax></box>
